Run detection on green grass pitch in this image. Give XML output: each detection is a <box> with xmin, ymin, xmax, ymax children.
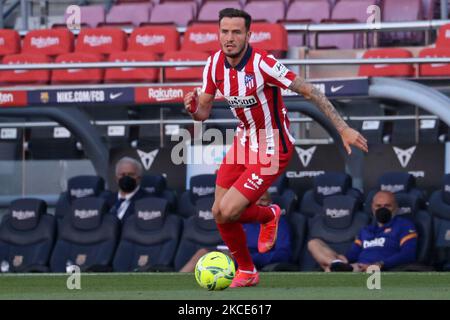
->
<box><xmin>0</xmin><ymin>272</ymin><xmax>449</xmax><ymax>300</ymax></box>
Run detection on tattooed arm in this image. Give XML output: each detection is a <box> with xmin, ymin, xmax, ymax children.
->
<box><xmin>288</xmin><ymin>76</ymin><xmax>368</xmax><ymax>154</ymax></box>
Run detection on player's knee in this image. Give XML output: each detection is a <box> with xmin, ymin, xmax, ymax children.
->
<box><xmin>218</xmin><ymin>200</ymin><xmax>240</xmax><ymax>222</ymax></box>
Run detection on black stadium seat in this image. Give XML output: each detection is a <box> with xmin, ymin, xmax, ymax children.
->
<box><xmin>50</xmin><ymin>197</ymin><xmax>120</xmax><ymax>272</ymax></box>
<box><xmin>299</xmin><ymin>195</ymin><xmax>370</xmax><ymax>271</ymax></box>
<box><xmin>428</xmin><ymin>174</ymin><xmax>450</xmax><ymax>270</ymax></box>
<box><xmin>364</xmin><ymin>172</ymin><xmax>426</xmax><ymax>214</ymax></box>
<box><xmin>0</xmin><ymin>199</ymin><xmax>56</xmax><ymax>272</ymax></box>
<box><xmin>113</xmin><ymin>198</ymin><xmax>182</xmax><ymax>272</ymax></box>
<box><xmin>141</xmin><ymin>174</ymin><xmax>177</xmax><ymax>211</ymax></box>
<box><xmin>177</xmin><ymin>174</ymin><xmax>216</xmax><ymax>218</ymax></box>
<box><xmin>28</xmin><ymin>126</ymin><xmax>82</xmax><ymax>160</ymax></box>
<box><xmin>54</xmin><ymin>175</ymin><xmax>107</xmax><ymax>220</ymax></box>
<box><xmin>173</xmin><ymin>197</ymin><xmax>223</xmax><ymax>271</ymax></box>
<box><xmin>394</xmin><ymin>193</ymin><xmax>433</xmax><ymax>267</ymax></box>
<box><xmin>298</xmin><ymin>172</ymin><xmax>363</xmax><ymax>218</ymax></box>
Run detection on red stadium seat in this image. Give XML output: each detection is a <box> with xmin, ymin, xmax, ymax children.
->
<box><xmin>0</xmin><ymin>54</ymin><xmax>50</xmax><ymax>84</ymax></box>
<box><xmin>76</xmin><ymin>28</ymin><xmax>127</xmax><ymax>56</ymax></box>
<box><xmin>181</xmin><ymin>24</ymin><xmax>220</xmax><ymax>54</ymax></box>
<box><xmin>105</xmin><ymin>51</ymin><xmax>159</xmax><ymax>83</ymax></box>
<box><xmin>22</xmin><ymin>28</ymin><xmax>74</xmax><ymax>57</ymax></box>
<box><xmin>436</xmin><ymin>23</ymin><xmax>450</xmax><ymax>48</ymax></box>
<box><xmin>358</xmin><ymin>48</ymin><xmax>415</xmax><ymax>77</ymax></box>
<box><xmin>163</xmin><ymin>50</ymin><xmax>209</xmax><ymax>82</ymax></box>
<box><xmin>0</xmin><ymin>29</ymin><xmax>20</xmax><ymax>57</ymax></box>
<box><xmin>249</xmin><ymin>22</ymin><xmax>287</xmax><ymax>58</ymax></box>
<box><xmin>52</xmin><ymin>53</ymin><xmax>104</xmax><ymax>84</ymax></box>
<box><xmin>128</xmin><ymin>26</ymin><xmax>180</xmax><ymax>56</ymax></box>
<box><xmin>418</xmin><ymin>47</ymin><xmax>450</xmax><ymax>77</ymax></box>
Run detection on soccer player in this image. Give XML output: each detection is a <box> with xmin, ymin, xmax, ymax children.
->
<box><xmin>183</xmin><ymin>8</ymin><xmax>368</xmax><ymax>287</ymax></box>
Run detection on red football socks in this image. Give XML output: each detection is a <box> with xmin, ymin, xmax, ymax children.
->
<box><xmin>237</xmin><ymin>203</ymin><xmax>274</xmax><ymax>224</ymax></box>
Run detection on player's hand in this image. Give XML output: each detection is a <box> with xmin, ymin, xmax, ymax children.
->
<box><xmin>184</xmin><ymin>88</ymin><xmax>199</xmax><ymax>114</ymax></box>
<box><xmin>340</xmin><ymin>127</ymin><xmax>368</xmax><ymax>155</ymax></box>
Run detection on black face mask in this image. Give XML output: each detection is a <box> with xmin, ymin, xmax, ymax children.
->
<box><xmin>118</xmin><ymin>176</ymin><xmax>137</xmax><ymax>193</ymax></box>
<box><xmin>375</xmin><ymin>207</ymin><xmax>392</xmax><ymax>224</ymax></box>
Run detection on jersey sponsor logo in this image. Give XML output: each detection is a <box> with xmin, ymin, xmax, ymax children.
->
<box><xmin>136</xmin><ymin>34</ymin><xmax>166</xmax><ymax>46</ymax></box>
<box><xmin>295</xmin><ymin>146</ymin><xmax>316</xmax><ymax>167</ymax></box>
<box><xmin>325</xmin><ymin>208</ymin><xmax>350</xmax><ymax>218</ymax></box>
<box><xmin>224</xmin><ymin>95</ymin><xmax>257</xmax><ymax>108</ymax></box>
<box><xmin>393</xmin><ymin>146</ymin><xmax>416</xmax><ymax>168</ymax></box>
<box><xmin>244</xmin><ymin>173</ymin><xmax>264</xmax><ymax>191</ymax></box>
<box><xmin>137</xmin><ymin>149</ymin><xmax>159</xmax><ymax>170</ymax></box>
<box><xmin>30</xmin><ymin>36</ymin><xmax>60</xmax><ymax>48</ymax></box>
<box><xmin>363</xmin><ymin>237</ymin><xmax>386</xmax><ymax>249</ymax></box>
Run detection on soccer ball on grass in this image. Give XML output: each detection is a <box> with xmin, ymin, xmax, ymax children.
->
<box><xmin>194</xmin><ymin>251</ymin><xmax>235</xmax><ymax>290</ymax></box>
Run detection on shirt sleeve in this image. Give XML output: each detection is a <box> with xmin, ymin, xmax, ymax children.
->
<box><xmin>258</xmin><ymin>54</ymin><xmax>297</xmax><ymax>90</ymax></box>
<box><xmin>201</xmin><ymin>56</ymin><xmax>216</xmax><ymax>95</ymax></box>
<box><xmin>382</xmin><ymin>221</ymin><xmax>418</xmax><ymax>270</ymax></box>
<box><xmin>345</xmin><ymin>231</ymin><xmax>363</xmax><ymax>263</ymax></box>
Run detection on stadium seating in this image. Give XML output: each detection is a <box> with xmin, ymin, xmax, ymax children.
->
<box><xmin>173</xmin><ymin>196</ymin><xmax>223</xmax><ymax>271</ymax></box>
<box><xmin>178</xmin><ymin>174</ymin><xmax>216</xmax><ymax>218</ymax></box>
<box><xmin>197</xmin><ymin>1</ymin><xmax>242</xmax><ymax>22</ymax></box>
<box><xmin>104</xmin><ymin>51</ymin><xmax>159</xmax><ymax>83</ymax></box>
<box><xmin>75</xmin><ymin>28</ymin><xmax>127</xmax><ymax>56</ymax></box>
<box><xmin>0</xmin><ymin>54</ymin><xmax>51</xmax><ymax>85</ymax></box>
<box><xmin>140</xmin><ymin>174</ymin><xmax>177</xmax><ymax>211</ymax></box>
<box><xmin>149</xmin><ymin>2</ymin><xmax>197</xmax><ymax>27</ymax></box>
<box><xmin>112</xmin><ymin>197</ymin><xmax>182</xmax><ymax>272</ymax></box>
<box><xmin>54</xmin><ymin>175</ymin><xmax>107</xmax><ymax>220</ymax></box>
<box><xmin>268</xmin><ymin>174</ymin><xmax>297</xmax><ymax>216</ymax></box>
<box><xmin>50</xmin><ymin>197</ymin><xmax>120</xmax><ymax>272</ymax></box>
<box><xmin>128</xmin><ymin>26</ymin><xmax>180</xmax><ymax>56</ymax></box>
<box><xmin>105</xmin><ymin>3</ymin><xmax>152</xmax><ymax>27</ymax></box>
<box><xmin>428</xmin><ymin>174</ymin><xmax>450</xmax><ymax>270</ymax></box>
<box><xmin>394</xmin><ymin>193</ymin><xmax>433</xmax><ymax>266</ymax></box>
<box><xmin>364</xmin><ymin>172</ymin><xmax>426</xmax><ymax>214</ymax></box>
<box><xmin>0</xmin><ymin>29</ymin><xmax>21</xmax><ymax>57</ymax></box>
<box><xmin>249</xmin><ymin>22</ymin><xmax>288</xmax><ymax>58</ymax></box>
<box><xmin>358</xmin><ymin>48</ymin><xmax>415</xmax><ymax>77</ymax></box>
<box><xmin>317</xmin><ymin>0</ymin><xmax>377</xmax><ymax>49</ymax></box>
<box><xmin>64</xmin><ymin>5</ymin><xmax>106</xmax><ymax>28</ymax></box>
<box><xmin>418</xmin><ymin>47</ymin><xmax>450</xmax><ymax>77</ymax></box>
<box><xmin>244</xmin><ymin>0</ymin><xmax>285</xmax><ymax>23</ymax></box>
<box><xmin>297</xmin><ymin>172</ymin><xmax>363</xmax><ymax>218</ymax></box>
<box><xmin>163</xmin><ymin>50</ymin><xmax>209</xmax><ymax>82</ymax></box>
<box><xmin>298</xmin><ymin>195</ymin><xmax>370</xmax><ymax>271</ymax></box>
<box><xmin>0</xmin><ymin>199</ymin><xmax>56</xmax><ymax>272</ymax></box>
<box><xmin>22</xmin><ymin>28</ymin><xmax>74</xmax><ymax>57</ymax></box>
<box><xmin>181</xmin><ymin>24</ymin><xmax>220</xmax><ymax>53</ymax></box>
<box><xmin>436</xmin><ymin>23</ymin><xmax>450</xmax><ymax>48</ymax></box>
<box><xmin>51</xmin><ymin>53</ymin><xmax>104</xmax><ymax>84</ymax></box>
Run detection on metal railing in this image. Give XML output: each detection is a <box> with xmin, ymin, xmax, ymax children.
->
<box><xmin>0</xmin><ymin>57</ymin><xmax>449</xmax><ymax>71</ymax></box>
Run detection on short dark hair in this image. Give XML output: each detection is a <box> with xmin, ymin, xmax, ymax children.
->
<box><xmin>219</xmin><ymin>8</ymin><xmax>252</xmax><ymax>31</ymax></box>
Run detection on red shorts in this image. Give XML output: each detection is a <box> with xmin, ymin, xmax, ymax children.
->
<box><xmin>216</xmin><ymin>137</ymin><xmax>294</xmax><ymax>204</ymax></box>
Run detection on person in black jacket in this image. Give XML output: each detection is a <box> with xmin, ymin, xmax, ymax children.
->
<box><xmin>105</xmin><ymin>157</ymin><xmax>149</xmax><ymax>222</ymax></box>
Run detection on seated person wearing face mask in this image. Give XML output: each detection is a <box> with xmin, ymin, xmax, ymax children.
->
<box><xmin>104</xmin><ymin>157</ymin><xmax>150</xmax><ymax>222</ymax></box>
<box><xmin>307</xmin><ymin>190</ymin><xmax>418</xmax><ymax>272</ymax></box>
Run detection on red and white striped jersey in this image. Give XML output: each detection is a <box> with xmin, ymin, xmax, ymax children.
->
<box><xmin>201</xmin><ymin>46</ymin><xmax>296</xmax><ymax>155</ymax></box>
